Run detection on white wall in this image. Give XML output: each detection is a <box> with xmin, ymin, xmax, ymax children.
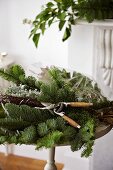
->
<box><xmin>1</xmin><ymin>0</ymin><xmax>68</xmax><ymax>69</ymax></box>
<box><xmin>68</xmin><ymin>25</ymin><xmax>94</xmax><ymax>77</ymax></box>
<box><xmin>0</xmin><ymin>1</ymin><xmax>10</xmax><ymax>52</ymax></box>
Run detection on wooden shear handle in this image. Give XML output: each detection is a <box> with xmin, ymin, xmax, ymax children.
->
<box><xmin>63</xmin><ymin>115</ymin><xmax>80</xmax><ymax>128</ymax></box>
<box><xmin>68</xmin><ymin>102</ymin><xmax>93</xmax><ymax>107</ymax></box>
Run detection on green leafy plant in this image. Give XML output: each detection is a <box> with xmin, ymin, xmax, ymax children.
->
<box><xmin>26</xmin><ymin>0</ymin><xmax>113</xmax><ymax>47</ymax></box>
<box><xmin>0</xmin><ymin>65</ymin><xmax>113</xmax><ymax>157</ymax></box>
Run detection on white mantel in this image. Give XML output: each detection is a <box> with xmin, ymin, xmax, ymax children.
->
<box><xmin>77</xmin><ymin>19</ymin><xmax>113</xmax><ymax>27</ymax></box>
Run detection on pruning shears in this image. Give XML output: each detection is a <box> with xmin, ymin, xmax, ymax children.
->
<box><xmin>36</xmin><ymin>102</ymin><xmax>93</xmax><ymax>129</ymax></box>
<box><xmin>54</xmin><ymin>102</ymin><xmax>81</xmax><ymax>128</ymax></box>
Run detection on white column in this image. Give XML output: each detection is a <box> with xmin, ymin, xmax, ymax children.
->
<box><xmin>5</xmin><ymin>144</ymin><xmax>14</xmax><ymax>156</ymax></box>
<box><xmin>44</xmin><ymin>147</ymin><xmax>57</xmax><ymax>170</ymax></box>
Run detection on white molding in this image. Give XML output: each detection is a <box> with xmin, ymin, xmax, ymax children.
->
<box><xmin>92</xmin><ymin>22</ymin><xmax>113</xmax><ymax>99</ymax></box>
<box><xmin>76</xmin><ymin>19</ymin><xmax>113</xmax><ymax>27</ymax></box>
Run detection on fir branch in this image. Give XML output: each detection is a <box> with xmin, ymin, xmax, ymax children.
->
<box><xmin>0</xmin><ymin>65</ymin><xmax>40</xmax><ymax>90</ymax></box>
<box><xmin>36</xmin><ymin>131</ymin><xmax>63</xmax><ymax>149</ymax></box>
<box><xmin>19</xmin><ymin>126</ymin><xmax>37</xmax><ymax>144</ymax></box>
<box><xmin>55</xmin><ymin>117</ymin><xmax>67</xmax><ymax>131</ymax></box>
<box><xmin>46</xmin><ymin>119</ymin><xmax>58</xmax><ymax>131</ymax></box>
<box><xmin>70</xmin><ymin>133</ymin><xmax>84</xmax><ymax>151</ymax></box>
<box><xmin>81</xmin><ymin>140</ymin><xmax>94</xmax><ymax>157</ymax></box>
<box><xmin>0</xmin><ymin>118</ymin><xmax>30</xmax><ymax>130</ymax></box>
<box><xmin>38</xmin><ymin>81</ymin><xmax>59</xmax><ymax>103</ymax></box>
<box><xmin>48</xmin><ymin>67</ymin><xmax>66</xmax><ymax>88</ymax></box>
<box><xmin>0</xmin><ymin>65</ymin><xmax>24</xmax><ymax>85</ymax></box>
<box><xmin>5</xmin><ymin>103</ymin><xmax>54</xmax><ymax>123</ymax></box>
<box><xmin>37</xmin><ymin>117</ymin><xmax>67</xmax><ymax>138</ymax></box>
<box><xmin>8</xmin><ymin>135</ymin><xmax>19</xmax><ymax>144</ymax></box>
<box><xmin>37</xmin><ymin>119</ymin><xmax>58</xmax><ymax>137</ymax></box>
<box><xmin>0</xmin><ymin>136</ymin><xmax>8</xmax><ymax>144</ymax></box>
<box><xmin>8</xmin><ymin>65</ymin><xmax>25</xmax><ymax>78</ymax></box>
<box><xmin>0</xmin><ymin>105</ymin><xmax>6</xmax><ymax>118</ymax></box>
<box><xmin>57</xmin><ymin>85</ymin><xmax>76</xmax><ymax>102</ymax></box>
<box><xmin>70</xmin><ymin>118</ymin><xmax>95</xmax><ymax>157</ymax></box>
<box><xmin>63</xmin><ymin>126</ymin><xmax>78</xmax><ymax>141</ymax></box>
<box><xmin>38</xmin><ymin>122</ymin><xmax>49</xmax><ymax>137</ymax></box>
<box><xmin>0</xmin><ymin>69</ymin><xmax>20</xmax><ymax>84</ymax></box>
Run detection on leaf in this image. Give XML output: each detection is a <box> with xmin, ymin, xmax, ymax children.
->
<box><xmin>48</xmin><ymin>18</ymin><xmax>54</xmax><ymax>27</ymax></box>
<box><xmin>57</xmin><ymin>12</ymin><xmax>66</xmax><ymax>20</ymax></box>
<box><xmin>69</xmin><ymin>16</ymin><xmax>75</xmax><ymax>25</ymax></box>
<box><xmin>29</xmin><ymin>25</ymin><xmax>39</xmax><ymax>38</ymax></box>
<box><xmin>36</xmin><ymin>12</ymin><xmax>44</xmax><ymax>20</ymax></box>
<box><xmin>32</xmin><ymin>33</ymin><xmax>40</xmax><ymax>48</ymax></box>
<box><xmin>54</xmin><ymin>0</ymin><xmax>62</xmax><ymax>3</ymax></box>
<box><xmin>40</xmin><ymin>22</ymin><xmax>46</xmax><ymax>34</ymax></box>
<box><xmin>46</xmin><ymin>2</ymin><xmax>54</xmax><ymax>8</ymax></box>
<box><xmin>62</xmin><ymin>27</ymin><xmax>71</xmax><ymax>41</ymax></box>
<box><xmin>43</xmin><ymin>14</ymin><xmax>52</xmax><ymax>21</ymax></box>
<box><xmin>59</xmin><ymin>20</ymin><xmax>66</xmax><ymax>30</ymax></box>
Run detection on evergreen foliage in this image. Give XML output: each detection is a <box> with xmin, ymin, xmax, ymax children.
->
<box><xmin>26</xmin><ymin>0</ymin><xmax>113</xmax><ymax>47</ymax></box>
<box><xmin>4</xmin><ymin>103</ymin><xmax>53</xmax><ymax>123</ymax></box>
<box><xmin>0</xmin><ymin>65</ymin><xmax>39</xmax><ymax>90</ymax></box>
<box><xmin>0</xmin><ymin>118</ymin><xmax>30</xmax><ymax>130</ymax></box>
<box><xmin>0</xmin><ymin>64</ymin><xmax>113</xmax><ymax>157</ymax></box>
<box><xmin>19</xmin><ymin>126</ymin><xmax>38</xmax><ymax>144</ymax></box>
<box><xmin>36</xmin><ymin>131</ymin><xmax>63</xmax><ymax>149</ymax></box>
<box><xmin>0</xmin><ymin>65</ymin><xmax>25</xmax><ymax>84</ymax></box>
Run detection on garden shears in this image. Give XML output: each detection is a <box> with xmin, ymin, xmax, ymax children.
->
<box><xmin>36</xmin><ymin>102</ymin><xmax>93</xmax><ymax>129</ymax></box>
